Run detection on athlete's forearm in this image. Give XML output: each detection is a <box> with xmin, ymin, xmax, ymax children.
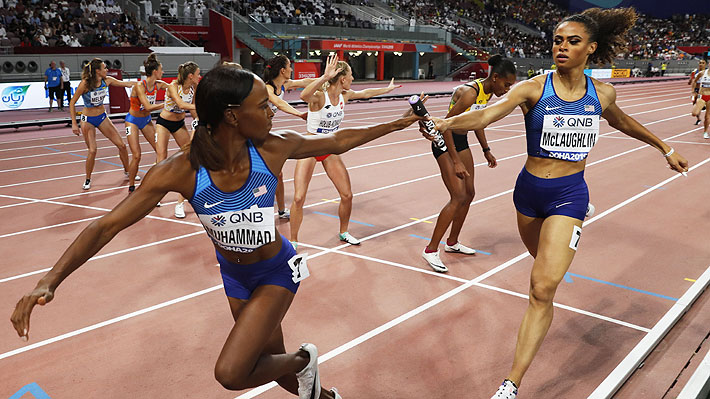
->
<box><xmin>41</xmin><ymin>219</ymin><xmax>118</xmax><ymax>291</ymax></box>
<box><xmin>332</xmin><ymin>116</ymin><xmax>417</xmax><ymax>153</ymax></box>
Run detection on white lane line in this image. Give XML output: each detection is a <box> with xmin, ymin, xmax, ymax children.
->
<box><xmin>0</xmin><ymin>231</ymin><xmax>204</xmax><ymax>284</ymax></box>
<box><xmin>297</xmin><ymin>242</ymin><xmax>650</xmax><ymax>332</ymax></box>
<box><xmin>0</xmin><ymin>285</ymin><xmax>224</xmax><ymax>361</ymax></box>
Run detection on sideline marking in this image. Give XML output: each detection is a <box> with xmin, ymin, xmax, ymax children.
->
<box><xmin>685</xmin><ymin>278</ymin><xmax>696</xmax><ymax>282</ymax></box>
<box><xmin>410</xmin><ymin>217</ymin><xmax>433</xmax><ymax>224</ymax></box>
<box><xmin>311</xmin><ymin>211</ymin><xmax>374</xmax><ymax>227</ymax></box>
<box><xmin>8</xmin><ymin>382</ymin><xmax>51</xmax><ymax>399</ymax></box>
<box><xmin>565</xmin><ymin>272</ymin><xmax>677</xmax><ymax>301</ymax></box>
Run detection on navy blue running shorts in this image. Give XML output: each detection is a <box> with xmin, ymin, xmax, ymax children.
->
<box><xmin>513</xmin><ymin>167</ymin><xmax>589</xmax><ymax>221</ymax></box>
<box><xmin>215</xmin><ymin>235</ymin><xmax>300</xmax><ymax>300</ymax></box>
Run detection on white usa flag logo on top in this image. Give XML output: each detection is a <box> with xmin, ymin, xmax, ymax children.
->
<box><xmin>584</xmin><ymin>105</ymin><xmax>595</xmax><ymax>112</ymax></box>
<box><xmin>253</xmin><ymin>185</ymin><xmax>267</xmax><ymax>197</ymax></box>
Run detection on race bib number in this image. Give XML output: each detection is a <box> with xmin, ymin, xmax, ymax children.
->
<box><xmin>125</xmin><ymin>126</ymin><xmax>132</xmax><ymax>136</ymax></box>
<box><xmin>198</xmin><ymin>205</ymin><xmax>275</xmax><ymax>253</ymax></box>
<box><xmin>541</xmin><ymin>115</ymin><xmax>599</xmax><ymax>162</ymax></box>
<box><xmin>569</xmin><ymin>225</ymin><xmax>582</xmax><ymax>251</ymax></box>
<box><xmin>80</xmin><ymin>114</ymin><xmax>88</xmax><ymax>122</ymax></box>
<box><xmin>288</xmin><ymin>253</ymin><xmax>310</xmax><ymax>283</ymax></box>
<box><xmin>191</xmin><ymin>119</ymin><xmax>199</xmax><ymax>130</ymax></box>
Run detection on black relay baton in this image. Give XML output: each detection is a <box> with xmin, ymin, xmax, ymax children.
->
<box><xmin>408</xmin><ymin>95</ymin><xmax>447</xmax><ymax>151</ymax></box>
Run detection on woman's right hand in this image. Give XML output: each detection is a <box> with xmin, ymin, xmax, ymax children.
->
<box><xmin>322</xmin><ymin>53</ymin><xmax>343</xmax><ymax>80</ymax></box>
<box><xmin>72</xmin><ymin>123</ymin><xmax>80</xmax><ymax>136</ymax></box>
<box><xmin>11</xmin><ymin>282</ymin><xmax>56</xmax><ymax>341</ymax></box>
<box><xmin>453</xmin><ymin>160</ymin><xmax>470</xmax><ymax>179</ymax></box>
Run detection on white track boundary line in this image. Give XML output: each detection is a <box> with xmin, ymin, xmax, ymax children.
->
<box><xmin>676</xmin><ymin>340</ymin><xmax>710</xmax><ymax>399</ymax></box>
<box><xmin>588</xmin><ymin>266</ymin><xmax>710</xmax><ymax>399</ymax></box>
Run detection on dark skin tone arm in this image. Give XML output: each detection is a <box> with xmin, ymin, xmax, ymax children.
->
<box><xmin>10</xmin><ymin>77</ymin><xmax>420</xmax><ymax>341</ymax></box>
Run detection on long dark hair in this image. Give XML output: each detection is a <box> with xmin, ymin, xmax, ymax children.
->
<box><xmin>82</xmin><ymin>58</ymin><xmax>104</xmax><ymax>89</ymax></box>
<box><xmin>487</xmin><ymin>54</ymin><xmax>516</xmax><ymax>77</ymax></box>
<box><xmin>189</xmin><ymin>65</ymin><xmax>255</xmax><ymax>170</ymax></box>
<box><xmin>557</xmin><ymin>7</ymin><xmax>637</xmax><ymax>66</ymax></box>
<box><xmin>263</xmin><ymin>55</ymin><xmax>290</xmax><ymax>88</ymax></box>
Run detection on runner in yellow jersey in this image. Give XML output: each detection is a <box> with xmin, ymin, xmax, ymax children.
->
<box><xmin>421</xmin><ymin>55</ymin><xmax>517</xmax><ymax>272</ymax></box>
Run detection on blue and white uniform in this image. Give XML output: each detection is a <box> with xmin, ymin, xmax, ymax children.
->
<box><xmin>188</xmin><ymin>140</ymin><xmax>302</xmax><ymax>299</ymax></box>
<box><xmin>80</xmin><ymin>80</ymin><xmax>109</xmax><ymax>127</ymax></box>
<box><xmin>514</xmin><ymin>73</ymin><xmax>602</xmax><ymax>221</ymax></box>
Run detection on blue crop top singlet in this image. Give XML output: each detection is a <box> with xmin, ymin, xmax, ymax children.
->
<box><xmin>189</xmin><ymin>141</ymin><xmax>279</xmax><ymax>253</ymax></box>
<box><xmin>81</xmin><ymin>80</ymin><xmax>108</xmax><ymax>108</ymax></box>
<box><xmin>524</xmin><ymin>73</ymin><xmax>603</xmax><ymax>162</ymax></box>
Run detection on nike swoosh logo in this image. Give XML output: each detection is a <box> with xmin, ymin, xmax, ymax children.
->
<box><xmin>204</xmin><ymin>201</ymin><xmax>224</xmax><ymax>209</ymax></box>
<box><xmin>545</xmin><ymin>106</ymin><xmax>562</xmax><ymax>111</ymax></box>
<box><xmin>555</xmin><ymin>201</ymin><xmax>573</xmax><ymax>208</ymax></box>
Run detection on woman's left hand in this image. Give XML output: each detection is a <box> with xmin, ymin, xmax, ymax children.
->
<box><xmin>484</xmin><ymin>151</ymin><xmax>497</xmax><ymax>168</ymax></box>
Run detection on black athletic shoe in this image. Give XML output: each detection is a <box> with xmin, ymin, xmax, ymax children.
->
<box><xmin>696</xmin><ymin>119</ymin><xmax>702</xmax><ymax>125</ymax></box>
<box><xmin>128</xmin><ymin>185</ymin><xmax>135</xmax><ymax>193</ymax></box>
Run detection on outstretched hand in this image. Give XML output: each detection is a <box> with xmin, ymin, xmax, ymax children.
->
<box><xmin>387</xmin><ymin>78</ymin><xmax>402</xmax><ymax>91</ymax></box>
<box><xmin>11</xmin><ymin>283</ymin><xmax>55</xmax><ymax>341</ymax></box>
<box><xmin>322</xmin><ymin>53</ymin><xmax>344</xmax><ymax>81</ymax></box>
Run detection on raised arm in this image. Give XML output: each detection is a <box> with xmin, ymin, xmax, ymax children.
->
<box><xmin>300</xmin><ymin>54</ymin><xmax>342</xmax><ymax>103</ymax></box>
<box><xmin>286</xmin><ymin>114</ymin><xmax>420</xmax><ymax>159</ymax></box>
<box><xmin>284</xmin><ymin>77</ymin><xmax>317</xmax><ymax>90</ymax></box>
<box><xmin>600</xmin><ymin>84</ymin><xmax>688</xmax><ymax>174</ymax></box>
<box><xmin>167</xmin><ymin>83</ymin><xmax>196</xmax><ymax>111</ymax></box>
<box><xmin>105</xmin><ymin>75</ymin><xmax>138</xmax><ymax>88</ymax></box>
<box><xmin>10</xmin><ymin>160</ymin><xmax>186</xmax><ymax>341</ymax></box>
<box><xmin>433</xmin><ymin>79</ymin><xmax>538</xmax><ymax>133</ymax></box>
<box><xmin>345</xmin><ymin>77</ymin><xmax>401</xmax><ymax>100</ymax></box>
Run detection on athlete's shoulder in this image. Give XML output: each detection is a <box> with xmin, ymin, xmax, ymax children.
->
<box><xmin>590</xmin><ymin>77</ymin><xmax>615</xmax><ymax>102</ymax></box>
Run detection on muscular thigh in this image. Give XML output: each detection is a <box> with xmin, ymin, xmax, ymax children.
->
<box><xmin>322</xmin><ymin>155</ymin><xmax>352</xmax><ymax>195</ymax></box>
<box><xmin>532</xmin><ymin>215</ymin><xmax>583</xmax><ymax>284</ymax></box>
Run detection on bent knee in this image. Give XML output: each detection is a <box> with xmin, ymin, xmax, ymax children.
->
<box><xmin>214</xmin><ymin>364</ymin><xmax>249</xmax><ymax>391</ymax></box>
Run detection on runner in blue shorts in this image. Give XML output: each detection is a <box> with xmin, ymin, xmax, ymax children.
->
<box><xmin>69</xmin><ymin>58</ymin><xmax>137</xmax><ymax>190</ymax></box>
<box><xmin>12</xmin><ymin>65</ymin><xmax>422</xmax><ymax>399</ymax></box>
<box><xmin>432</xmin><ymin>8</ymin><xmax>688</xmax><ymax>398</ymax></box>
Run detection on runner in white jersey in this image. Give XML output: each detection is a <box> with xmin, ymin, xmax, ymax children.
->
<box><xmin>691</xmin><ymin>60</ymin><xmax>710</xmax><ymax>138</ymax></box>
<box><xmin>289</xmin><ymin>54</ymin><xmax>400</xmax><ymax>248</ymax></box>
<box><xmin>690</xmin><ymin>59</ymin><xmax>706</xmax><ymax>126</ymax></box>
<box><xmin>262</xmin><ymin>55</ymin><xmax>318</xmax><ymax>220</ymax></box>
<box><xmin>155</xmin><ymin>61</ymin><xmax>200</xmax><ymax>218</ymax></box>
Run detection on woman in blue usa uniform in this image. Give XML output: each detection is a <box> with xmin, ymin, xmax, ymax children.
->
<box><xmin>290</xmin><ymin>54</ymin><xmax>400</xmax><ymax>248</ymax></box>
<box><xmin>432</xmin><ymin>8</ymin><xmax>688</xmax><ymax>399</ymax></box>
<box><xmin>69</xmin><ymin>58</ymin><xmax>138</xmax><ymax>190</ymax></box>
<box><xmin>12</xmin><ymin>65</ymin><xmax>420</xmax><ymax>399</ymax></box>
